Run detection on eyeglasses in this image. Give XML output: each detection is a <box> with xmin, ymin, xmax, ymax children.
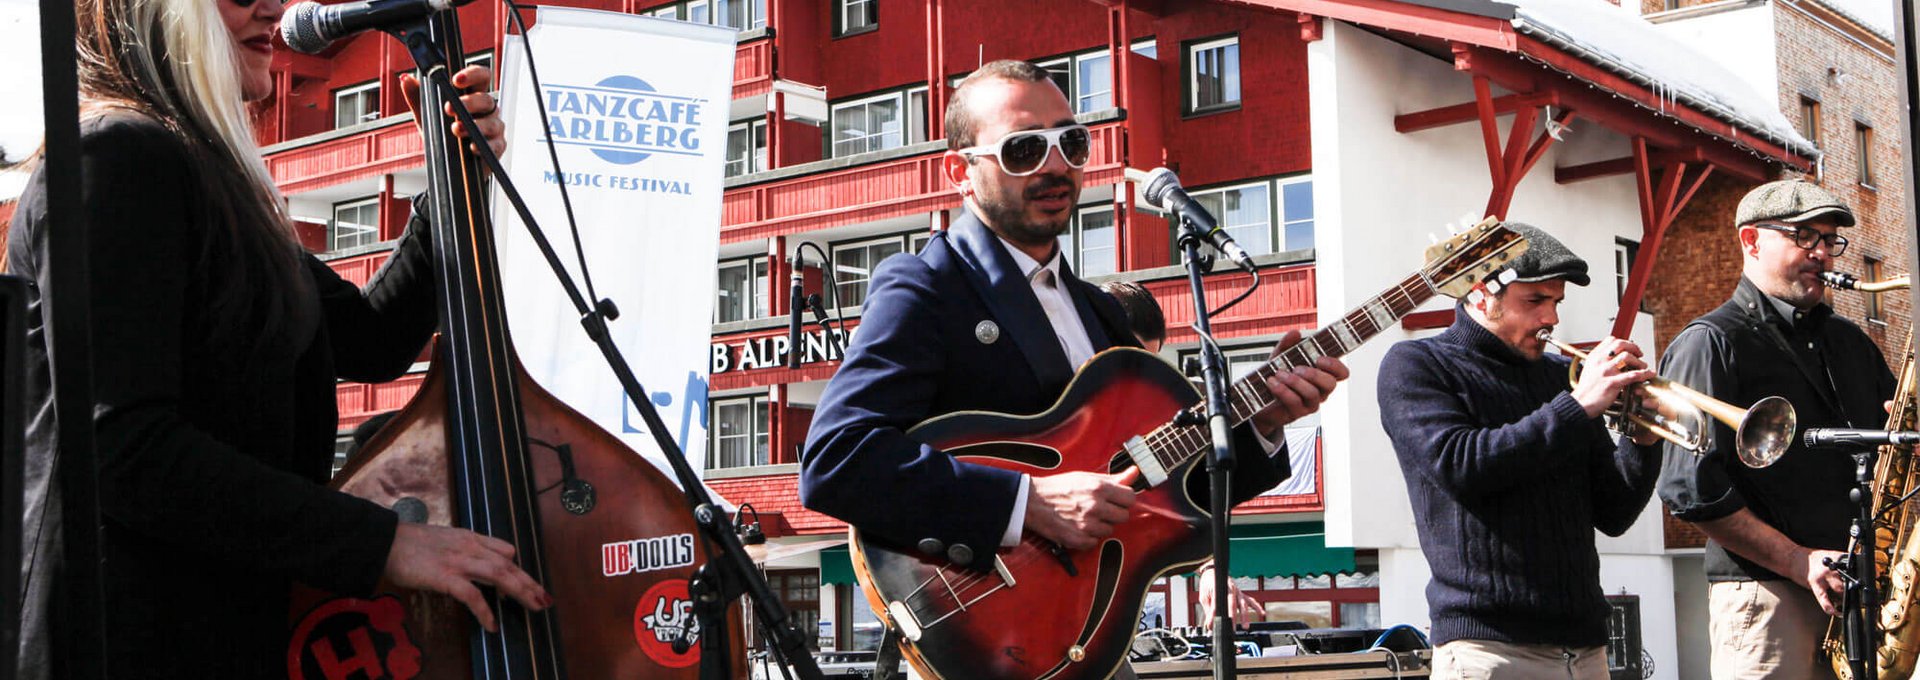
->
<box><xmin>958</xmin><ymin>125</ymin><xmax>1091</xmax><ymax>176</ymax></box>
<box><xmin>1754</xmin><ymin>222</ymin><xmax>1849</xmax><ymax>256</ymax></box>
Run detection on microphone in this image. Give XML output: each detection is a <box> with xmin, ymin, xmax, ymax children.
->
<box><xmin>787</xmin><ymin>268</ymin><xmax>804</xmax><ymax>369</ymax></box>
<box><xmin>281</xmin><ymin>0</ymin><xmax>460</xmax><ymax>55</ymax></box>
<box><xmin>805</xmin><ymin>294</ymin><xmax>842</xmax><ymax>361</ymax></box>
<box><xmin>1803</xmin><ymin>428</ymin><xmax>1920</xmax><ymax>449</ymax></box>
<box><xmin>1124</xmin><ymin>167</ymin><xmax>1256</xmax><ymax>272</ymax></box>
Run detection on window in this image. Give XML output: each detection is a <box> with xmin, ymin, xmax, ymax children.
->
<box><xmin>1866</xmin><ymin>257</ymin><xmax>1885</xmax><ymax>321</ymax></box>
<box><xmin>834</xmin><ymin>0</ymin><xmax>876</xmax><ymax>36</ymax></box>
<box><xmin>1178</xmin><ymin>344</ymin><xmax>1274</xmax><ymax>381</ymax></box>
<box><xmin>1799</xmin><ymin>96</ymin><xmax>1821</xmax><ymax>148</ymax></box>
<box><xmin>726</xmin><ymin>119</ymin><xmax>769</xmax><ymax>177</ymax></box>
<box><xmin>909</xmin><ymin>231</ymin><xmax>933</xmax><ymax>254</ymax></box>
<box><xmin>1857</xmin><ymin>122</ymin><xmax>1876</xmax><ymax>186</ymax></box>
<box><xmin>1176</xmin><ymin>182</ymin><xmax>1271</xmax><ymax>264</ymax></box>
<box><xmin>829</xmin><ymin>88</ymin><xmax>928</xmax><ymax>158</ymax></box>
<box><xmin>831</xmin><ymin>235</ymin><xmax>908</xmax><ymax>310</ymax></box>
<box><xmin>756</xmin><ymin>571</ymin><xmax>820</xmax><ymax>651</ymax></box>
<box><xmin>715</xmin><ymin>257</ymin><xmax>769</xmax><ymax>323</ymax></box>
<box><xmin>708</xmin><ymin>395</ymin><xmax>769</xmax><ymax>469</ymax></box>
<box><xmin>329</xmin><ymin>198</ymin><xmax>381</xmax><ymax>251</ymax></box>
<box><xmin>1605</xmin><ymin>595</ymin><xmax>1645</xmax><ymax>680</ymax></box>
<box><xmin>1058</xmin><ymin>205</ymin><xmax>1117</xmax><ymax>277</ymax></box>
<box><xmin>1614</xmin><ymin>238</ymin><xmax>1640</xmax><ymax>302</ymax></box>
<box><xmin>1033</xmin><ymin>42</ymin><xmax>1159</xmax><ymax>115</ymax></box>
<box><xmin>333</xmin><ymin>81</ymin><xmax>381</xmax><ymax>129</ymax></box>
<box><xmin>645</xmin><ymin>0</ymin><xmax>764</xmax><ymax>30</ymax></box>
<box><xmin>1186</xmin><ymin>36</ymin><xmax>1241</xmax><ymax>114</ymax></box>
<box><xmin>1278</xmin><ymin>177</ymin><xmax>1314</xmax><ymax>252</ymax></box>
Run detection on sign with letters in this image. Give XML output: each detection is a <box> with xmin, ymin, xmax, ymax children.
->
<box><xmin>493</xmin><ymin>9</ymin><xmax>736</xmax><ymax>478</ymax></box>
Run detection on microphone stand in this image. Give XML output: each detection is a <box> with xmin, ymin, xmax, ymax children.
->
<box><xmin>1828</xmin><ymin>442</ymin><xmax>1883</xmax><ymax>680</ymax></box>
<box><xmin>389</xmin><ymin>21</ymin><xmax>822</xmax><ymax>680</ymax></box>
<box><xmin>1172</xmin><ymin>210</ymin><xmax>1238</xmax><ymax>679</ymax></box>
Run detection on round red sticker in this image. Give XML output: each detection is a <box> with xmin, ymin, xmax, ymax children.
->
<box><xmin>633</xmin><ymin>578</ymin><xmax>700</xmax><ymax>668</ymax></box>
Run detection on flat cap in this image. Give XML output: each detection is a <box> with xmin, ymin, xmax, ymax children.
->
<box><xmin>1500</xmin><ymin>222</ymin><xmax>1590</xmax><ymax>287</ymax></box>
<box><xmin>1735</xmin><ymin>179</ymin><xmax>1856</xmax><ymax>227</ymax></box>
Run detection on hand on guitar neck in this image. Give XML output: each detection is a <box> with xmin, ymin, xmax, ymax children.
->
<box><xmin>1249</xmin><ymin>329</ymin><xmax>1352</xmax><ymax>440</ymax></box>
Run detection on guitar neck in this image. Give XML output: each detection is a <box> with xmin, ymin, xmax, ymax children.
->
<box><xmin>1140</xmin><ymin>271</ymin><xmax>1441</xmax><ymax>472</ymax></box>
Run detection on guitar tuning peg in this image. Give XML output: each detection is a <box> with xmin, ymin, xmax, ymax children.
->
<box><xmin>1428</xmin><ymin>233</ymin><xmax>1440</xmax><ymax>245</ymax></box>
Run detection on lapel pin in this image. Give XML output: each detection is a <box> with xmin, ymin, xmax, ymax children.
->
<box><xmin>975</xmin><ymin>320</ymin><xmax>1001</xmax><ymax>345</ymax></box>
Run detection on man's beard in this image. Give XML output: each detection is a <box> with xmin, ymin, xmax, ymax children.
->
<box><xmin>977</xmin><ymin>173</ymin><xmax>1077</xmax><ymax>246</ymax></box>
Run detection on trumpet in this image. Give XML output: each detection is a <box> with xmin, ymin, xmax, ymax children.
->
<box><xmin>1536</xmin><ymin>330</ymin><xmax>1796</xmax><ymax>468</ymax></box>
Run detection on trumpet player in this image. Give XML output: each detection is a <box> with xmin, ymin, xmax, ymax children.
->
<box><xmin>1379</xmin><ymin>223</ymin><xmax>1665</xmax><ymax>680</ymax></box>
<box><xmin>1657</xmin><ymin>180</ymin><xmax>1896</xmax><ymax>680</ymax></box>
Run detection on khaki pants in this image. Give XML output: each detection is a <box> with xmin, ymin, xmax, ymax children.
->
<box><xmin>1709</xmin><ymin>580</ymin><xmax>1840</xmax><ymax>679</ymax></box>
<box><xmin>1431</xmin><ymin>639</ymin><xmax>1609</xmax><ymax>680</ymax></box>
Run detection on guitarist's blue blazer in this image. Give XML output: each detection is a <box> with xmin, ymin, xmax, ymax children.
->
<box><xmin>799</xmin><ymin>209</ymin><xmax>1287</xmax><ymax>564</ymax></box>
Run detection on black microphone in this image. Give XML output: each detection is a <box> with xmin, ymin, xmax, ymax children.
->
<box><xmin>281</xmin><ymin>0</ymin><xmax>459</xmax><ymax>55</ymax></box>
<box><xmin>787</xmin><ymin>268</ymin><xmax>804</xmax><ymax>369</ymax></box>
<box><xmin>1124</xmin><ymin>167</ymin><xmax>1256</xmax><ymax>272</ymax></box>
<box><xmin>1803</xmin><ymin>428</ymin><xmax>1920</xmax><ymax>449</ymax></box>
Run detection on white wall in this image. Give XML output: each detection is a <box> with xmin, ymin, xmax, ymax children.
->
<box><xmin>1311</xmin><ymin>21</ymin><xmax>1680</xmax><ymax>678</ymax></box>
<box><xmin>1670</xmin><ymin>552</ymin><xmax>1711</xmax><ymax>680</ymax></box>
<box><xmin>1649</xmin><ymin>4</ymin><xmax>1781</xmax><ymax>108</ymax></box>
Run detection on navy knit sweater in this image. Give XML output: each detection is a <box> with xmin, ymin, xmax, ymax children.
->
<box><xmin>1377</xmin><ymin>312</ymin><xmax>1661</xmax><ymax>647</ymax></box>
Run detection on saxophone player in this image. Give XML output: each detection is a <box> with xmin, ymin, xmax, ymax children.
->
<box><xmin>1657</xmin><ymin>180</ymin><xmax>1898</xmax><ymax>679</ymax></box>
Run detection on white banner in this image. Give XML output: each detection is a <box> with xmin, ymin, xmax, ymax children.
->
<box><xmin>493</xmin><ymin>8</ymin><xmax>735</xmax><ymax>480</ymax></box>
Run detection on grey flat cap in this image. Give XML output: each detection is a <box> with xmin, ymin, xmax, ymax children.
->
<box><xmin>1501</xmin><ymin>222</ymin><xmax>1590</xmax><ymax>287</ymax></box>
<box><xmin>1735</xmin><ymin>179</ymin><xmax>1856</xmax><ymax>227</ymax></box>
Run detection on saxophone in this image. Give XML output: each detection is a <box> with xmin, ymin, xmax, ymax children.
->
<box><xmin>1822</xmin><ymin>271</ymin><xmax>1918</xmax><ymax>680</ymax></box>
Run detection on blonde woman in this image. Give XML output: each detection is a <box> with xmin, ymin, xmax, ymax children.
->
<box><xmin>11</xmin><ymin>0</ymin><xmax>546</xmax><ymax>675</ymax></box>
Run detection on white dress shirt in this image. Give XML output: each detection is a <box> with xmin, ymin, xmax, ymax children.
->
<box><xmin>995</xmin><ymin>238</ymin><xmax>1098</xmax><ymax>547</ymax></box>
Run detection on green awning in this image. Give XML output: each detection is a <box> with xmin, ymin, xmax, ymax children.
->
<box><xmin>821</xmin><ymin>545</ymin><xmax>855</xmax><ymax>586</ymax></box>
<box><xmin>1221</xmin><ymin>521</ymin><xmax>1355</xmax><ymax>579</ymax></box>
<box><xmin>816</xmin><ymin>522</ymin><xmax>1351</xmax><ymax>585</ymax></box>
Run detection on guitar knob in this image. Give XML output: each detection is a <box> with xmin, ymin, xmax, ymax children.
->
<box><xmin>917</xmin><ymin>538</ymin><xmax>945</xmax><ymax>556</ymax></box>
<box><xmin>946</xmin><ymin>543</ymin><xmax>975</xmax><ymax>566</ymax></box>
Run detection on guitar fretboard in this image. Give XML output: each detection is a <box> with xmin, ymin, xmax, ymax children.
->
<box><xmin>1133</xmin><ymin>270</ymin><xmax>1442</xmax><ymax>475</ymax></box>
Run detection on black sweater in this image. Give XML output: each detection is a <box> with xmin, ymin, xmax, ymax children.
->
<box><xmin>1377</xmin><ymin>311</ymin><xmax>1661</xmax><ymax>647</ymax></box>
<box><xmin>12</xmin><ymin>113</ymin><xmax>436</xmax><ymax>678</ymax></box>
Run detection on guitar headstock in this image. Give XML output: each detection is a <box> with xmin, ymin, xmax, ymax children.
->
<box><xmin>1424</xmin><ymin>217</ymin><xmax>1529</xmax><ymax>299</ymax></box>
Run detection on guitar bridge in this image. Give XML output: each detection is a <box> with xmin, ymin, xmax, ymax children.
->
<box><xmin>1123</xmin><ymin>436</ymin><xmax>1168</xmax><ymax>487</ymax></box>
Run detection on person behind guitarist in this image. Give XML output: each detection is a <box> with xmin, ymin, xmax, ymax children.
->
<box><xmin>1377</xmin><ymin>223</ymin><xmax>1664</xmax><ymax>680</ymax></box>
<box><xmin>799</xmin><ymin>59</ymin><xmax>1347</xmax><ymax>629</ymax></box>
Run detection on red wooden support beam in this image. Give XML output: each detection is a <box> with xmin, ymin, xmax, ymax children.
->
<box><xmin>1474</xmin><ymin>76</ymin><xmax>1506</xmax><ymax>193</ymax></box>
<box><xmin>1611</xmin><ymin>137</ymin><xmax>1714</xmax><ymax>339</ymax></box>
<box><xmin>1298</xmin><ymin>13</ymin><xmax>1323</xmax><ymax>42</ymax></box>
<box><xmin>1395</xmin><ymin>91</ymin><xmax>1556</xmax><ymax>133</ymax></box>
<box><xmin>1554</xmin><ymin>148</ymin><xmax>1705</xmax><ymax>184</ymax></box>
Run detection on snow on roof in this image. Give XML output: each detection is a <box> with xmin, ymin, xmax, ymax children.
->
<box><xmin>1494</xmin><ymin>0</ymin><xmax>1817</xmax><ymax>159</ymax></box>
<box><xmin>1812</xmin><ymin>0</ymin><xmax>1895</xmax><ymax>40</ymax></box>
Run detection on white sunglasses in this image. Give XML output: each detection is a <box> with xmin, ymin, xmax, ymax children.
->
<box><xmin>958</xmin><ymin>125</ymin><xmax>1092</xmax><ymax>176</ymax></box>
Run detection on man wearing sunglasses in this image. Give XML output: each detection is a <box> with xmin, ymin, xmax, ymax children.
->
<box><xmin>1658</xmin><ymin>179</ymin><xmax>1897</xmax><ymax>679</ymax></box>
<box><xmin>801</xmin><ymin>60</ymin><xmax>1347</xmax><ymax>622</ymax></box>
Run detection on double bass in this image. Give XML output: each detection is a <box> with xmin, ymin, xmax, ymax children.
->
<box><xmin>285</xmin><ymin>10</ymin><xmax>743</xmax><ymax>679</ymax></box>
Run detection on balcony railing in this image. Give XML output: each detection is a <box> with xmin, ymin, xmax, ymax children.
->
<box><xmin>733</xmin><ymin>36</ymin><xmax>773</xmax><ymax>100</ymax></box>
<box><xmin>266</xmin><ymin>115</ymin><xmax>421</xmax><ymax>195</ymax></box>
<box><xmin>720</xmin><ymin>117</ymin><xmax>1125</xmax><ymax>244</ymax></box>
